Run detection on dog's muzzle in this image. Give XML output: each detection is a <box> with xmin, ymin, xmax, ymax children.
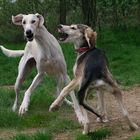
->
<box><xmin>58</xmin><ymin>25</ymin><xmax>68</xmax><ymax>41</ymax></box>
<box><xmin>25</xmin><ymin>30</ymin><xmax>34</xmax><ymax>41</ymax></box>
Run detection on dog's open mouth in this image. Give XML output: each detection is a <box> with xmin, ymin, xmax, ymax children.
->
<box><xmin>26</xmin><ymin>34</ymin><xmax>34</xmax><ymax>41</ymax></box>
<box><xmin>58</xmin><ymin>29</ymin><xmax>68</xmax><ymax>41</ymax></box>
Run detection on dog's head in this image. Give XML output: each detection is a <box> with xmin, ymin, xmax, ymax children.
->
<box><xmin>58</xmin><ymin>24</ymin><xmax>97</xmax><ymax>48</ymax></box>
<box><xmin>12</xmin><ymin>13</ymin><xmax>44</xmax><ymax>41</ymax></box>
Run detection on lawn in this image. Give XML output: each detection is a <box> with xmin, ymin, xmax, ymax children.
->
<box><xmin>0</xmin><ymin>27</ymin><xmax>140</xmax><ymax>140</ymax></box>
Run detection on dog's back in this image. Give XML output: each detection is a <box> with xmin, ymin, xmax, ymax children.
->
<box><xmin>76</xmin><ymin>48</ymin><xmax>108</xmax><ymax>80</ymax></box>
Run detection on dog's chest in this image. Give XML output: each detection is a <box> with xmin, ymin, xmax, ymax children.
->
<box><xmin>73</xmin><ymin>54</ymin><xmax>86</xmax><ymax>77</ymax></box>
<box><xmin>73</xmin><ymin>62</ymin><xmax>85</xmax><ymax>77</ymax></box>
<box><xmin>38</xmin><ymin>57</ymin><xmax>64</xmax><ymax>75</ymax></box>
<box><xmin>28</xmin><ymin>41</ymin><xmax>65</xmax><ymax>75</ymax></box>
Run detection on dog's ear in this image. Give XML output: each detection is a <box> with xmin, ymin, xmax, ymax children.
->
<box><xmin>84</xmin><ymin>28</ymin><xmax>97</xmax><ymax>48</ymax></box>
<box><xmin>35</xmin><ymin>13</ymin><xmax>44</xmax><ymax>26</ymax></box>
<box><xmin>12</xmin><ymin>14</ymin><xmax>24</xmax><ymax>25</ymax></box>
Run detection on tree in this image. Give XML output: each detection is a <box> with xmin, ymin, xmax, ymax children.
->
<box><xmin>137</xmin><ymin>0</ymin><xmax>140</xmax><ymax>24</ymax></box>
<box><xmin>60</xmin><ymin>0</ymin><xmax>66</xmax><ymax>24</ymax></box>
<box><xmin>81</xmin><ymin>0</ymin><xmax>97</xmax><ymax>27</ymax></box>
<box><xmin>112</xmin><ymin>0</ymin><xmax>119</xmax><ymax>27</ymax></box>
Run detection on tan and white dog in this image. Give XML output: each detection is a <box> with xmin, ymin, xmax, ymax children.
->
<box><xmin>49</xmin><ymin>24</ymin><xmax>139</xmax><ymax>134</ymax></box>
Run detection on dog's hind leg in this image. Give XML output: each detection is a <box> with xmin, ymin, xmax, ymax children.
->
<box><xmin>112</xmin><ymin>88</ymin><xmax>138</xmax><ymax>130</ymax></box>
<box><xmin>105</xmin><ymin>71</ymin><xmax>139</xmax><ymax>130</ymax></box>
<box><xmin>77</xmin><ymin>76</ymin><xmax>102</xmax><ymax>119</ymax></box>
<box><xmin>96</xmin><ymin>90</ymin><xmax>108</xmax><ymax>122</ymax></box>
<box><xmin>12</xmin><ymin>57</ymin><xmax>35</xmax><ymax>112</ymax></box>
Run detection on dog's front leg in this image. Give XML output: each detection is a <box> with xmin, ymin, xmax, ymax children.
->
<box><xmin>49</xmin><ymin>78</ymin><xmax>89</xmax><ymax>130</ymax></box>
<box><xmin>49</xmin><ymin>79</ymin><xmax>78</xmax><ymax>111</ymax></box>
<box><xmin>19</xmin><ymin>73</ymin><xmax>44</xmax><ymax>115</ymax></box>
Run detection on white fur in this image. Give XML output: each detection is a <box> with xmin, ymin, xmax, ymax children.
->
<box><xmin>1</xmin><ymin>14</ymin><xmax>83</xmax><ymax>119</ymax></box>
<box><xmin>0</xmin><ymin>45</ymin><xmax>24</xmax><ymax>57</ymax></box>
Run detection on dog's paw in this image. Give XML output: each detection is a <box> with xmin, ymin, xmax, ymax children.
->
<box><xmin>12</xmin><ymin>104</ymin><xmax>17</xmax><ymax>112</ymax></box>
<box><xmin>19</xmin><ymin>102</ymin><xmax>28</xmax><ymax>116</ymax></box>
<box><xmin>49</xmin><ymin>103</ymin><xmax>60</xmax><ymax>112</ymax></box>
<box><xmin>130</xmin><ymin>123</ymin><xmax>139</xmax><ymax>131</ymax></box>
<box><xmin>96</xmin><ymin>116</ymin><xmax>109</xmax><ymax>123</ymax></box>
<box><xmin>82</xmin><ymin>123</ymin><xmax>90</xmax><ymax>135</ymax></box>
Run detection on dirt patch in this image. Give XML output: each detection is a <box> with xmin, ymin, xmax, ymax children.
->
<box><xmin>0</xmin><ymin>128</ymin><xmax>40</xmax><ymax>140</ymax></box>
<box><xmin>56</xmin><ymin>86</ymin><xmax>140</xmax><ymax>140</ymax></box>
<box><xmin>102</xmin><ymin>86</ymin><xmax>140</xmax><ymax>140</ymax></box>
<box><xmin>0</xmin><ymin>86</ymin><xmax>139</xmax><ymax>140</ymax></box>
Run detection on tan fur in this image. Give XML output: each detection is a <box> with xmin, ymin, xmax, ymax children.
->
<box><xmin>50</xmin><ymin>24</ymin><xmax>139</xmax><ymax>134</ymax></box>
<box><xmin>84</xmin><ymin>28</ymin><xmax>97</xmax><ymax>47</ymax></box>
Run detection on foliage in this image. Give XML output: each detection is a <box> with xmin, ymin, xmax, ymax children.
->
<box><xmin>0</xmin><ymin>0</ymin><xmax>140</xmax><ymax>42</ymax></box>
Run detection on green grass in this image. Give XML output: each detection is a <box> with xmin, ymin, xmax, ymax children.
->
<box><xmin>97</xmin><ymin>27</ymin><xmax>140</xmax><ymax>86</ymax></box>
<box><xmin>130</xmin><ymin>135</ymin><xmax>140</xmax><ymax>140</ymax></box>
<box><xmin>76</xmin><ymin>128</ymin><xmax>111</xmax><ymax>140</ymax></box>
<box><xmin>0</xmin><ymin>27</ymin><xmax>140</xmax><ymax>139</ymax></box>
<box><xmin>11</xmin><ymin>131</ymin><xmax>52</xmax><ymax>140</ymax></box>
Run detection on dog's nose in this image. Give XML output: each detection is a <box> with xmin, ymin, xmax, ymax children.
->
<box><xmin>58</xmin><ymin>24</ymin><xmax>63</xmax><ymax>29</ymax></box>
<box><xmin>26</xmin><ymin>30</ymin><xmax>32</xmax><ymax>35</ymax></box>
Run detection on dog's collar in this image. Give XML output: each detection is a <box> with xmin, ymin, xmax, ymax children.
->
<box><xmin>75</xmin><ymin>47</ymin><xmax>90</xmax><ymax>54</ymax></box>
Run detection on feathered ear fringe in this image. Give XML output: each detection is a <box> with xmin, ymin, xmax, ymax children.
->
<box><xmin>84</xmin><ymin>28</ymin><xmax>97</xmax><ymax>48</ymax></box>
<box><xmin>12</xmin><ymin>14</ymin><xmax>24</xmax><ymax>26</ymax></box>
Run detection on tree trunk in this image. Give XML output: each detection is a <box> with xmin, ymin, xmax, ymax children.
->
<box><xmin>81</xmin><ymin>0</ymin><xmax>97</xmax><ymax>28</ymax></box>
<box><xmin>138</xmin><ymin>0</ymin><xmax>140</xmax><ymax>24</ymax></box>
<box><xmin>112</xmin><ymin>0</ymin><xmax>119</xmax><ymax>27</ymax></box>
<box><xmin>60</xmin><ymin>0</ymin><xmax>66</xmax><ymax>24</ymax></box>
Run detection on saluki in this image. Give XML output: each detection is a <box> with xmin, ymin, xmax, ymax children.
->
<box><xmin>49</xmin><ymin>24</ymin><xmax>139</xmax><ymax>134</ymax></box>
<box><xmin>0</xmin><ymin>14</ymin><xmax>85</xmax><ymax>121</ymax></box>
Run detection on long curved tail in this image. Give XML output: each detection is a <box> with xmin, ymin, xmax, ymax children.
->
<box><xmin>0</xmin><ymin>45</ymin><xmax>24</xmax><ymax>57</ymax></box>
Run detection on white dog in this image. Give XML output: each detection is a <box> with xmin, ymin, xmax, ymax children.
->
<box><xmin>0</xmin><ymin>14</ymin><xmax>85</xmax><ymax>122</ymax></box>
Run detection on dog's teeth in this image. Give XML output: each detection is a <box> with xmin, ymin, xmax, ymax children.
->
<box><xmin>58</xmin><ymin>29</ymin><xmax>61</xmax><ymax>33</ymax></box>
<box><xmin>59</xmin><ymin>38</ymin><xmax>63</xmax><ymax>41</ymax></box>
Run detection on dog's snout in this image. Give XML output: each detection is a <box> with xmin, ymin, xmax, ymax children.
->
<box><xmin>58</xmin><ymin>24</ymin><xmax>63</xmax><ymax>29</ymax></box>
<box><xmin>25</xmin><ymin>29</ymin><xmax>34</xmax><ymax>41</ymax></box>
<box><xmin>26</xmin><ymin>30</ymin><xmax>32</xmax><ymax>35</ymax></box>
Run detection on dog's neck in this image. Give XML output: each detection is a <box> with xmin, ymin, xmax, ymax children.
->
<box><xmin>34</xmin><ymin>26</ymin><xmax>64</xmax><ymax>59</ymax></box>
<box><xmin>74</xmin><ymin>39</ymin><xmax>91</xmax><ymax>55</ymax></box>
<box><xmin>74</xmin><ymin>37</ymin><xmax>84</xmax><ymax>50</ymax></box>
<box><xmin>35</xmin><ymin>26</ymin><xmax>52</xmax><ymax>46</ymax></box>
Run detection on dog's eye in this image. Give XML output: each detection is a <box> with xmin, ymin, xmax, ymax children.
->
<box><xmin>31</xmin><ymin>20</ymin><xmax>36</xmax><ymax>24</ymax></box>
<box><xmin>71</xmin><ymin>27</ymin><xmax>76</xmax><ymax>30</ymax></box>
<box><xmin>22</xmin><ymin>21</ymin><xmax>26</xmax><ymax>24</ymax></box>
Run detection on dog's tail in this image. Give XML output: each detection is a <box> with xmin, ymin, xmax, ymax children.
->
<box><xmin>0</xmin><ymin>45</ymin><xmax>24</xmax><ymax>57</ymax></box>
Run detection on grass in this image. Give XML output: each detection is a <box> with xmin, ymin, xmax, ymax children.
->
<box><xmin>0</xmin><ymin>27</ymin><xmax>140</xmax><ymax>139</ymax></box>
<box><xmin>76</xmin><ymin>128</ymin><xmax>111</xmax><ymax>140</ymax></box>
<box><xmin>130</xmin><ymin>135</ymin><xmax>140</xmax><ymax>140</ymax></box>
<box><xmin>97</xmin><ymin>27</ymin><xmax>140</xmax><ymax>86</ymax></box>
<box><xmin>11</xmin><ymin>131</ymin><xmax>52</xmax><ymax>140</ymax></box>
